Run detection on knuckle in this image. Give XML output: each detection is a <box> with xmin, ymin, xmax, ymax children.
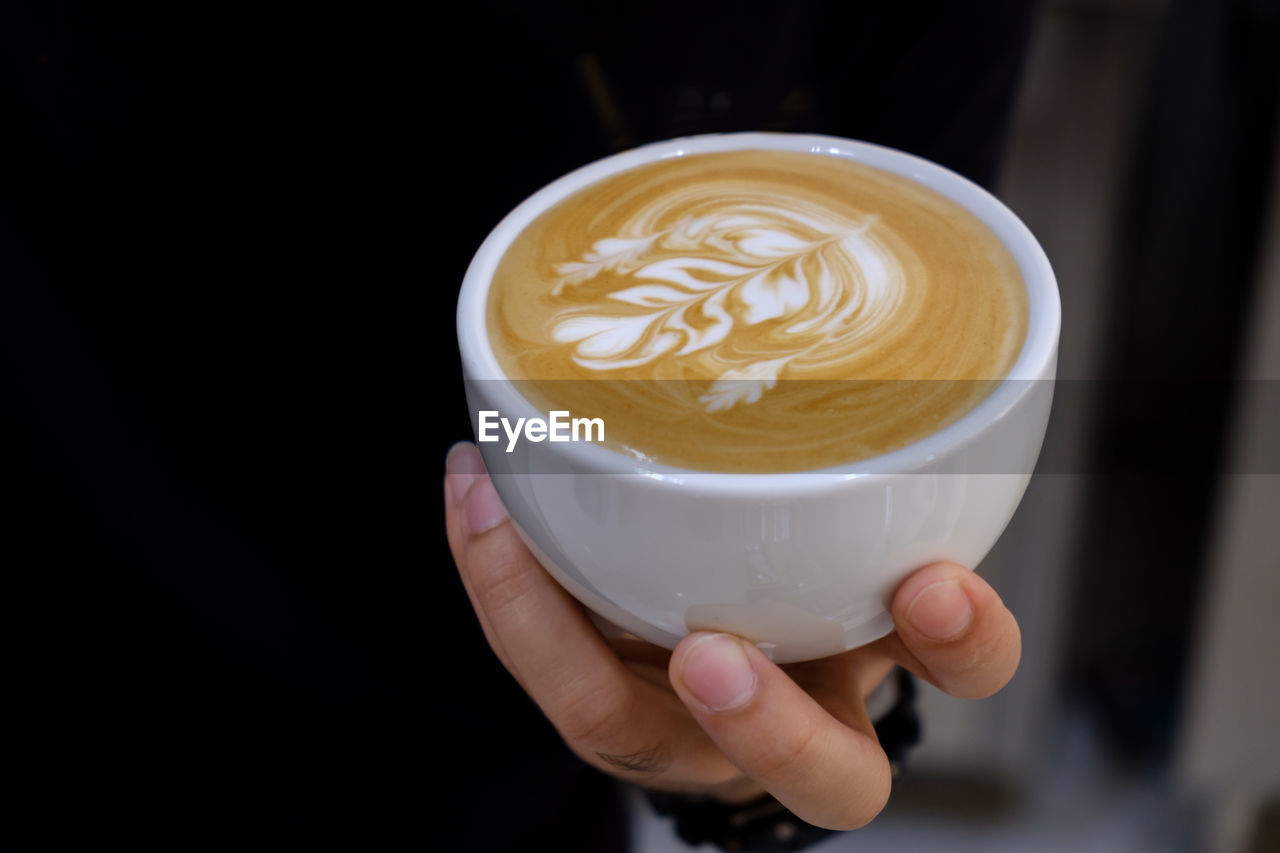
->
<box><xmin>469</xmin><ymin>547</ymin><xmax>537</xmax><ymax>617</ymax></box>
<box><xmin>749</xmin><ymin>714</ymin><xmax>821</xmax><ymax>780</ymax></box>
<box><xmin>594</xmin><ymin>743</ymin><xmax>671</xmax><ymax>775</ymax></box>
<box><xmin>829</xmin><ymin>773</ymin><xmax>891</xmax><ymax>830</ymax></box>
<box><xmin>554</xmin><ymin>678</ymin><xmax>634</xmax><ymax>748</ymax></box>
<box><xmin>950</xmin><ymin>641</ymin><xmax>988</xmax><ymax>678</ymax></box>
<box><xmin>941</xmin><ymin>627</ymin><xmax>1019</xmax><ymax>699</ymax></box>
<box><xmin>686</xmin><ymin>751</ymin><xmax>744</xmax><ymax>788</ymax></box>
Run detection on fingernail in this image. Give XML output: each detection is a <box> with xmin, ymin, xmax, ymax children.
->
<box><xmin>446</xmin><ymin>442</ymin><xmax>484</xmax><ymax>504</ymax></box>
<box><xmin>463</xmin><ymin>478</ymin><xmax>509</xmax><ymax>536</ymax></box>
<box><xmin>905</xmin><ymin>579</ymin><xmax>973</xmax><ymax>641</ymax></box>
<box><xmin>680</xmin><ymin>634</ymin><xmax>757</xmax><ymax>712</ymax></box>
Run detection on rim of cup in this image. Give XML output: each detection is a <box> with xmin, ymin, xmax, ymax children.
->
<box><xmin>456</xmin><ymin>132</ymin><xmax>1060</xmax><ymax>493</ymax></box>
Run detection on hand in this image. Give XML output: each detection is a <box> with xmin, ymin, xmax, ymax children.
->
<box><xmin>444</xmin><ymin>442</ymin><xmax>1021</xmax><ymax>830</ymax></box>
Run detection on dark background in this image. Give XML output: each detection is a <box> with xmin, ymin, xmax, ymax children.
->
<box><xmin>5</xmin><ymin>1</ymin><xmax>1278</xmax><ymax>849</ymax></box>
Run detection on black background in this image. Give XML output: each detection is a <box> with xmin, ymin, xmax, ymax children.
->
<box><xmin>6</xmin><ymin>1</ymin><xmax>1277</xmax><ymax>849</ymax></box>
<box><xmin>2</xmin><ymin>3</ymin><xmax>1033</xmax><ymax>846</ymax></box>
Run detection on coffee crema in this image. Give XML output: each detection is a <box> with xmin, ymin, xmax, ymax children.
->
<box><xmin>487</xmin><ymin>149</ymin><xmax>1027</xmax><ymax>472</ymax></box>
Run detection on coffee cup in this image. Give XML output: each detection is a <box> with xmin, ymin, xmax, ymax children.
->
<box><xmin>457</xmin><ymin>132</ymin><xmax>1058</xmax><ymax>663</ymax></box>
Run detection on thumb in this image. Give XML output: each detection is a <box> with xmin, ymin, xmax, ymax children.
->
<box><xmin>874</xmin><ymin>562</ymin><xmax>1021</xmax><ymax>700</ymax></box>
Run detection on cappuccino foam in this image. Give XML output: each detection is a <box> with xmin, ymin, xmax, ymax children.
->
<box><xmin>487</xmin><ymin>149</ymin><xmax>1027</xmax><ymax>472</ymax></box>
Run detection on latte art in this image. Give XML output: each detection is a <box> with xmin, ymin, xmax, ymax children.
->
<box><xmin>488</xmin><ymin>149</ymin><xmax>1028</xmax><ymax>472</ymax></box>
<box><xmin>549</xmin><ymin>201</ymin><xmax>902</xmax><ymax>412</ymax></box>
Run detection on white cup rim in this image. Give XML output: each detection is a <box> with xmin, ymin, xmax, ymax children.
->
<box><xmin>457</xmin><ymin>132</ymin><xmax>1060</xmax><ymax>494</ymax></box>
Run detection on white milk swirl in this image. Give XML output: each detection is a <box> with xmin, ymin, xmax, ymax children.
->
<box><xmin>549</xmin><ymin>199</ymin><xmax>904</xmax><ymax>411</ymax></box>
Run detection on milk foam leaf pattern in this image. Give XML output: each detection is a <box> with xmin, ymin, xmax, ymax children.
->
<box><xmin>699</xmin><ymin>357</ymin><xmax>791</xmax><ymax>412</ymax></box>
<box><xmin>549</xmin><ymin>208</ymin><xmax>898</xmax><ymax>410</ymax></box>
<box><xmin>552</xmin><ymin>232</ymin><xmax>667</xmax><ymax>294</ymax></box>
<box><xmin>551</xmin><ymin>314</ymin><xmax>683</xmax><ymax>366</ymax></box>
<box><xmin>606</xmin><ymin>284</ymin><xmax>699</xmax><ymax>307</ymax></box>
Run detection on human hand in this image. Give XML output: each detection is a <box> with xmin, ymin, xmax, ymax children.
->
<box><xmin>444</xmin><ymin>442</ymin><xmax>1021</xmax><ymax>830</ymax></box>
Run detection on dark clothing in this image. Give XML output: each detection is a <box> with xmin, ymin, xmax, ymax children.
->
<box><xmin>3</xmin><ymin>2</ymin><xmax>1034</xmax><ymax>848</ymax></box>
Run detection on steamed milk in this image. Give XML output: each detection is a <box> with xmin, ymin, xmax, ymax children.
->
<box><xmin>487</xmin><ymin>150</ymin><xmax>1027</xmax><ymax>472</ymax></box>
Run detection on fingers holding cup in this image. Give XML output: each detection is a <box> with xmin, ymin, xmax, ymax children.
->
<box><xmin>873</xmin><ymin>562</ymin><xmax>1022</xmax><ymax>700</ymax></box>
<box><xmin>444</xmin><ymin>442</ymin><xmax>740</xmax><ymax>790</ymax></box>
<box><xmin>668</xmin><ymin>632</ymin><xmax>893</xmax><ymax>831</ymax></box>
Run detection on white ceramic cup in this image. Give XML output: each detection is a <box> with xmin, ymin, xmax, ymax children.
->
<box><xmin>457</xmin><ymin>132</ymin><xmax>1059</xmax><ymax>663</ymax></box>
